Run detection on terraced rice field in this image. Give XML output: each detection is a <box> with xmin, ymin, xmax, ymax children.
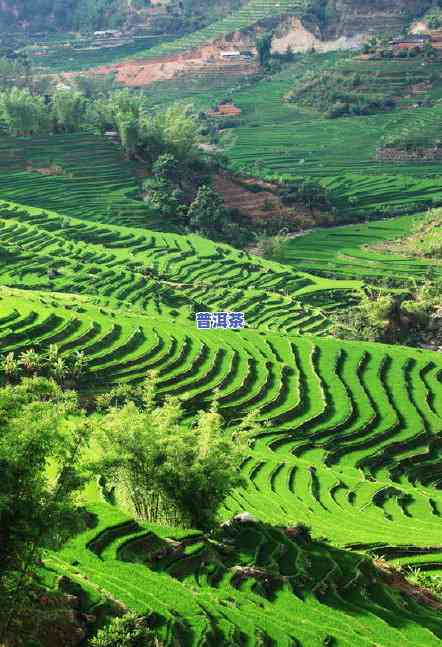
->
<box><xmin>30</xmin><ymin>292</ymin><xmax>442</xmax><ymax>642</ymax></box>
<box><xmin>124</xmin><ymin>0</ymin><xmax>312</xmax><ymax>61</ymax></box>
<box><xmin>217</xmin><ymin>57</ymin><xmax>442</xmax><ymax>219</ymax></box>
<box><xmin>41</xmin><ymin>506</ymin><xmax>442</xmax><ymax>646</ymax></box>
<box><xmin>2</xmin><ymin>131</ymin><xmax>442</xmax><ymax>643</ymax></box>
<box><xmin>0</xmin><ymin>201</ymin><xmax>356</xmax><ymax>346</ymax></box>
<box><xmin>31</xmin><ymin>35</ymin><xmax>176</xmax><ymax>72</ymax></box>
<box><xmin>281</xmin><ymin>215</ymin><xmax>442</xmax><ymax>281</ymax></box>
<box><xmin>0</xmin><ymin>134</ymin><xmax>154</xmax><ymax>227</ymax></box>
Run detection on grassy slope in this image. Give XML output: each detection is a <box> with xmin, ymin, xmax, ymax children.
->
<box><xmin>122</xmin><ymin>0</ymin><xmax>312</xmax><ymax>61</ymax></box>
<box><xmin>41</xmin><ymin>506</ymin><xmax>442</xmax><ymax>646</ymax></box>
<box><xmin>133</xmin><ymin>51</ymin><xmax>442</xmax><ymax>221</ymax></box>
<box><xmin>1</xmin><ymin>132</ymin><xmax>442</xmax><ymax>642</ymax></box>
<box><xmin>280</xmin><ymin>214</ymin><xmax>442</xmax><ymax>281</ymax></box>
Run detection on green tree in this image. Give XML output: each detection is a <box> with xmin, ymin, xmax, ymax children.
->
<box><xmin>140</xmin><ymin>103</ymin><xmax>199</xmax><ymax>163</ymax></box>
<box><xmin>93</xmin><ymin>380</ymin><xmax>247</xmax><ymax>529</ymax></box>
<box><xmin>0</xmin><ymin>87</ymin><xmax>49</xmax><ymax>136</ymax></box>
<box><xmin>187</xmin><ymin>185</ymin><xmax>227</xmax><ymax>238</ymax></box>
<box><xmin>52</xmin><ymin>88</ymin><xmax>88</xmax><ymax>132</ymax></box>
<box><xmin>1</xmin><ymin>351</ymin><xmax>21</xmax><ymax>383</ymax></box>
<box><xmin>115</xmin><ymin>110</ymin><xmax>140</xmax><ymax>160</ymax></box>
<box><xmin>19</xmin><ymin>348</ymin><xmax>44</xmax><ymax>376</ymax></box>
<box><xmin>0</xmin><ymin>377</ymin><xmax>91</xmax><ymax>643</ymax></box>
<box><xmin>256</xmin><ymin>32</ymin><xmax>273</xmax><ymax>68</ymax></box>
<box><xmin>89</xmin><ymin>613</ymin><xmax>163</xmax><ymax>647</ymax></box>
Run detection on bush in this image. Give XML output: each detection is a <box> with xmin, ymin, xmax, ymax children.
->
<box><xmin>93</xmin><ymin>381</ymin><xmax>249</xmax><ymax>529</ymax></box>
<box><xmin>89</xmin><ymin>613</ymin><xmax>162</xmax><ymax>647</ymax></box>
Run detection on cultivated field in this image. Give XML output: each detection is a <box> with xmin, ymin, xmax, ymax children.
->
<box><xmin>2</xmin><ymin>41</ymin><xmax>442</xmax><ymax>642</ymax></box>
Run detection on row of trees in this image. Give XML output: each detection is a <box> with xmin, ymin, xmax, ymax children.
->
<box><xmin>0</xmin><ymin>86</ymin><xmax>200</xmax><ymax>162</ymax></box>
<box><xmin>0</xmin><ymin>83</ymin><xmax>259</xmax><ymax>245</ymax></box>
<box><xmin>1</xmin><ymin>345</ymin><xmax>89</xmax><ymax>387</ymax></box>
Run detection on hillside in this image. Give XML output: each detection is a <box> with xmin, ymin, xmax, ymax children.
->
<box><xmin>0</xmin><ymin>0</ymin><xmax>245</xmax><ymax>34</ymax></box>
<box><xmin>2</xmin><ymin>2</ymin><xmax>442</xmax><ymax>645</ymax></box>
<box><xmin>1</xmin><ymin>130</ymin><xmax>442</xmax><ymax>644</ymax></box>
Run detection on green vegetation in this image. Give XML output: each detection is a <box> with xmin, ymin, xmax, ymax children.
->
<box><xmin>381</xmin><ymin>104</ymin><xmax>442</xmax><ymax>152</ymax></box>
<box><xmin>285</xmin><ymin>69</ymin><xmax>397</xmax><ymax>118</ymax></box>
<box><xmin>382</xmin><ymin>208</ymin><xmax>442</xmax><ymax>259</ymax></box>
<box><xmin>280</xmin><ymin>214</ymin><xmax>442</xmax><ymax>280</ymax></box>
<box><xmin>93</xmin><ymin>384</ymin><xmax>247</xmax><ymax>529</ymax></box>
<box><xmin>0</xmin><ymin>377</ymin><xmax>91</xmax><ymax>643</ymax></box>
<box><xmin>3</xmin><ymin>7</ymin><xmax>442</xmax><ymax>643</ymax></box>
<box><xmin>330</xmin><ymin>282</ymin><xmax>442</xmax><ymax>346</ymax></box>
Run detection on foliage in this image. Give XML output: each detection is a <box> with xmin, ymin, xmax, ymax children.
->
<box><xmin>381</xmin><ymin>104</ymin><xmax>442</xmax><ymax>152</ymax></box>
<box><xmin>52</xmin><ymin>88</ymin><xmax>88</xmax><ymax>133</ymax></box>
<box><xmin>89</xmin><ymin>612</ymin><xmax>163</xmax><ymax>647</ymax></box>
<box><xmin>410</xmin><ymin>570</ymin><xmax>442</xmax><ymax>600</ymax></box>
<box><xmin>390</xmin><ymin>209</ymin><xmax>442</xmax><ymax>259</ymax></box>
<box><xmin>285</xmin><ymin>69</ymin><xmax>397</xmax><ymax>118</ymax></box>
<box><xmin>280</xmin><ymin>178</ymin><xmax>334</xmax><ymax>213</ymax></box>
<box><xmin>0</xmin><ymin>377</ymin><xmax>90</xmax><ymax>640</ymax></box>
<box><xmin>0</xmin><ymin>87</ymin><xmax>49</xmax><ymax>136</ymax></box>
<box><xmin>330</xmin><ymin>282</ymin><xmax>442</xmax><ymax>346</ymax></box>
<box><xmin>1</xmin><ymin>345</ymin><xmax>89</xmax><ymax>388</ymax></box>
<box><xmin>140</xmin><ymin>103</ymin><xmax>201</xmax><ymax>163</ymax></box>
<box><xmin>256</xmin><ymin>32</ymin><xmax>273</xmax><ymax>69</ymax></box>
<box><xmin>93</xmin><ymin>380</ymin><xmax>248</xmax><ymax>529</ymax></box>
<box><xmin>257</xmin><ymin>233</ymin><xmax>289</xmax><ymax>261</ymax></box>
<box><xmin>185</xmin><ymin>184</ymin><xmax>253</xmax><ymax>246</ymax></box>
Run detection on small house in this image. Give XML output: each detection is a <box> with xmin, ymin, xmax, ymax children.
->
<box><xmin>220</xmin><ymin>50</ymin><xmax>241</xmax><ymax>60</ymax></box>
<box><xmin>391</xmin><ymin>34</ymin><xmax>432</xmax><ymax>50</ymax></box>
<box><xmin>94</xmin><ymin>30</ymin><xmax>122</xmax><ymax>39</ymax></box>
<box><xmin>207</xmin><ymin>103</ymin><xmax>242</xmax><ymax>118</ymax></box>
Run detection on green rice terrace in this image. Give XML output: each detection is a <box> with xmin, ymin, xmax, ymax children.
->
<box><xmin>281</xmin><ymin>215</ymin><xmax>442</xmax><ymax>281</ymax></box>
<box><xmin>1</xmin><ymin>133</ymin><xmax>442</xmax><ymax>643</ymax></box>
<box><xmin>142</xmin><ymin>51</ymin><xmax>442</xmax><ymax>220</ymax></box>
<box><xmin>3</xmin><ymin>9</ymin><xmax>442</xmax><ymax>643</ymax></box>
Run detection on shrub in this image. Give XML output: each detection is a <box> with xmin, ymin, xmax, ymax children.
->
<box><xmin>92</xmin><ymin>381</ymin><xmax>249</xmax><ymax>529</ymax></box>
<box><xmin>89</xmin><ymin>613</ymin><xmax>163</xmax><ymax>647</ymax></box>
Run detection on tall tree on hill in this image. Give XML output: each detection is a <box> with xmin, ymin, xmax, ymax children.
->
<box><xmin>0</xmin><ymin>377</ymin><xmax>91</xmax><ymax>643</ymax></box>
<box><xmin>0</xmin><ymin>87</ymin><xmax>49</xmax><ymax>136</ymax></box>
<box><xmin>115</xmin><ymin>110</ymin><xmax>140</xmax><ymax>160</ymax></box>
<box><xmin>256</xmin><ymin>31</ymin><xmax>273</xmax><ymax>69</ymax></box>
<box><xmin>52</xmin><ymin>88</ymin><xmax>88</xmax><ymax>133</ymax></box>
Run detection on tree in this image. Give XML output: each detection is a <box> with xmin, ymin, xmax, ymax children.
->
<box><xmin>187</xmin><ymin>185</ymin><xmax>227</xmax><ymax>238</ymax></box>
<box><xmin>19</xmin><ymin>348</ymin><xmax>44</xmax><ymax>376</ymax></box>
<box><xmin>256</xmin><ymin>32</ymin><xmax>273</xmax><ymax>68</ymax></box>
<box><xmin>0</xmin><ymin>87</ymin><xmax>49</xmax><ymax>136</ymax></box>
<box><xmin>89</xmin><ymin>613</ymin><xmax>163</xmax><ymax>647</ymax></box>
<box><xmin>140</xmin><ymin>103</ymin><xmax>199</xmax><ymax>163</ymax></box>
<box><xmin>52</xmin><ymin>88</ymin><xmax>88</xmax><ymax>132</ymax></box>
<box><xmin>93</xmin><ymin>380</ymin><xmax>247</xmax><ymax>529</ymax></box>
<box><xmin>115</xmin><ymin>110</ymin><xmax>140</xmax><ymax>160</ymax></box>
<box><xmin>1</xmin><ymin>351</ymin><xmax>21</xmax><ymax>383</ymax></box>
<box><xmin>0</xmin><ymin>377</ymin><xmax>91</xmax><ymax>643</ymax></box>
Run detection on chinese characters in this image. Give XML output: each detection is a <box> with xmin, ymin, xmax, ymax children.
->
<box><xmin>196</xmin><ymin>312</ymin><xmax>246</xmax><ymax>330</ymax></box>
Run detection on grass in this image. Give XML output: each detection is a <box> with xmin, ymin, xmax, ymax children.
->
<box><xmin>134</xmin><ymin>51</ymin><xmax>442</xmax><ymax>220</ymax></box>
<box><xmin>1</xmin><ymin>126</ymin><xmax>442</xmax><ymax>643</ymax></box>
<box><xmin>280</xmin><ymin>214</ymin><xmax>442</xmax><ymax>281</ymax></box>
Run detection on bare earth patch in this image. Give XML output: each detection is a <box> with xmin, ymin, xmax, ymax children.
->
<box><xmin>27</xmin><ymin>164</ymin><xmax>67</xmax><ymax>176</ymax></box>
